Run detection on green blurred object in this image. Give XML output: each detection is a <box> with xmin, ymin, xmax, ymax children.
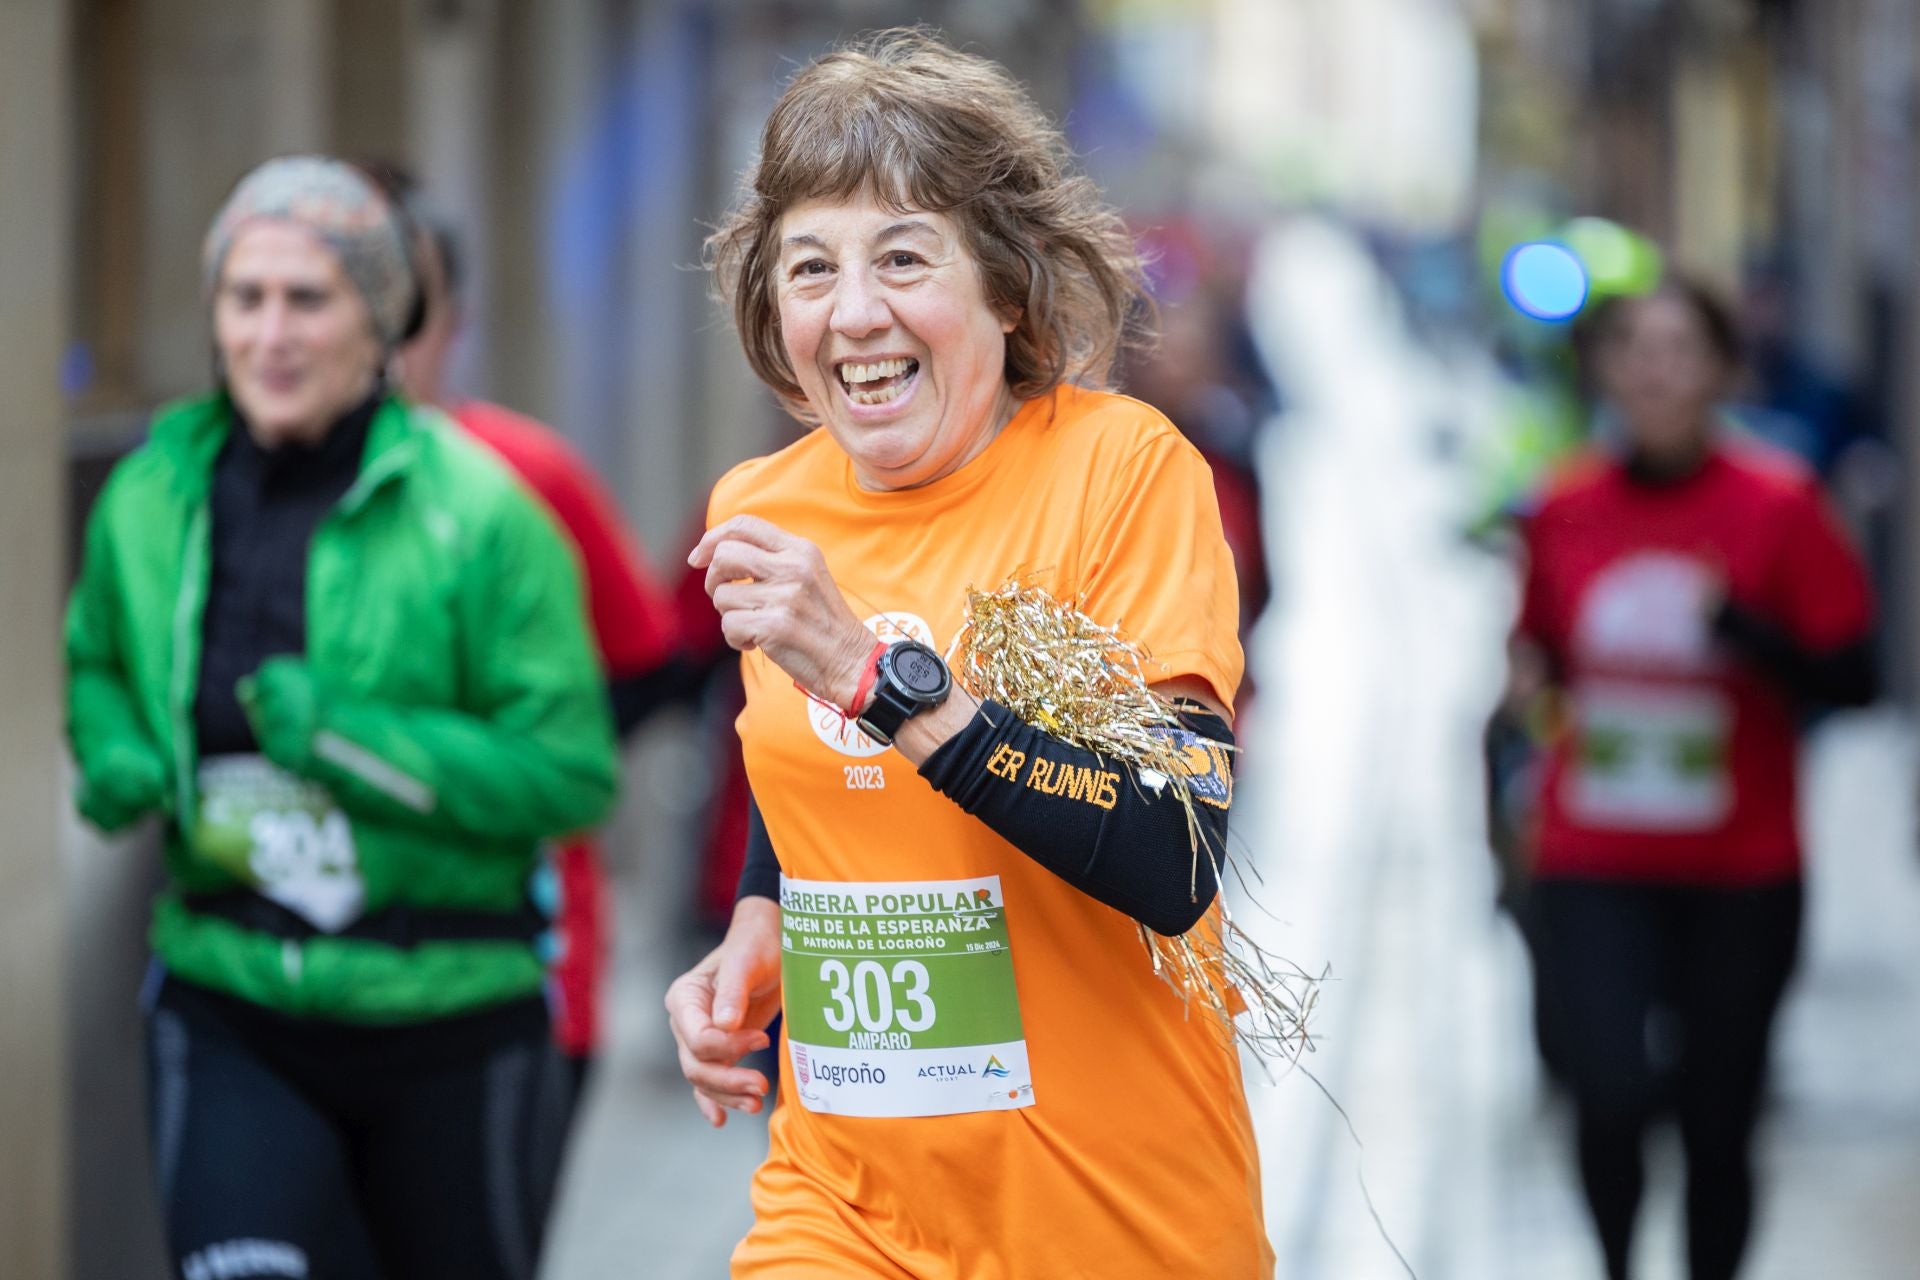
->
<box><xmin>1560</xmin><ymin>216</ymin><xmax>1662</xmax><ymax>299</ymax></box>
<box><xmin>76</xmin><ymin>739</ymin><xmax>171</xmax><ymax>833</ymax></box>
<box><xmin>1465</xmin><ymin>375</ymin><xmax>1587</xmax><ymax>538</ymax></box>
<box><xmin>237</xmin><ymin>657</ymin><xmax>323</xmax><ymax>776</ymax></box>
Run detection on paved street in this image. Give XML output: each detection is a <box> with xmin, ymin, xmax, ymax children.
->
<box><xmin>544</xmin><ymin>225</ymin><xmax>1920</xmax><ymax>1279</ymax></box>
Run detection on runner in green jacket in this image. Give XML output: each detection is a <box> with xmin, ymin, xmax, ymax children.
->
<box><xmin>66</xmin><ymin>154</ymin><xmax>616</xmax><ymax>1280</ymax></box>
<box><xmin>69</xmin><ymin>388</ymin><xmax>616</xmax><ymax>1020</ymax></box>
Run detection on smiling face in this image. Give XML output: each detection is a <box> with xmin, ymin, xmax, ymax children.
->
<box><xmin>214</xmin><ymin>220</ymin><xmax>383</xmax><ymax>447</ymax></box>
<box><xmin>775</xmin><ymin>192</ymin><xmax>1019</xmax><ymax>491</ymax></box>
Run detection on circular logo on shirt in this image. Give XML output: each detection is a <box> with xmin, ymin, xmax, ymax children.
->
<box><xmin>1573</xmin><ymin>552</ymin><xmax>1716</xmax><ymax>670</ymax></box>
<box><xmin>807</xmin><ymin>612</ymin><xmax>937</xmax><ymax>758</ymax></box>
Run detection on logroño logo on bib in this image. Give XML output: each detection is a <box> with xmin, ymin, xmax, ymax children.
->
<box><xmin>807</xmin><ymin>612</ymin><xmax>938</xmax><ymax>758</ymax></box>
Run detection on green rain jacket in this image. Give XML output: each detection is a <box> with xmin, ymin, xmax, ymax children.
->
<box><xmin>66</xmin><ymin>392</ymin><xmax>619</xmax><ymax>1022</ymax></box>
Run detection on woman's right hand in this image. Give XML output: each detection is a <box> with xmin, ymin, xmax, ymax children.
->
<box><xmin>665</xmin><ymin>895</ymin><xmax>784</xmax><ymax>1127</ymax></box>
<box><xmin>687</xmin><ymin>516</ymin><xmax>877</xmax><ymax>715</ymax></box>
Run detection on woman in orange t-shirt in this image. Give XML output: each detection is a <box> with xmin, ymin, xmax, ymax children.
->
<box><xmin>665</xmin><ymin>31</ymin><xmax>1271</xmax><ymax>1278</ymax></box>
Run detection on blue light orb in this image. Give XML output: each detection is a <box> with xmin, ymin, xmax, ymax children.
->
<box><xmin>1502</xmin><ymin>241</ymin><xmax>1589</xmax><ymax>322</ymax></box>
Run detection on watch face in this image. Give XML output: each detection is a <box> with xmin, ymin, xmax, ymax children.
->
<box><xmin>891</xmin><ymin>643</ymin><xmax>949</xmax><ymax>697</ymax></box>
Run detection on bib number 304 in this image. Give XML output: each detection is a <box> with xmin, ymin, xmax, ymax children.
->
<box><xmin>249</xmin><ymin>810</ymin><xmax>356</xmax><ymax>886</ymax></box>
<box><xmin>195</xmin><ymin>755</ymin><xmax>367</xmax><ymax>933</ymax></box>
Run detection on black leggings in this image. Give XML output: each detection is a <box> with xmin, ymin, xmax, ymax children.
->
<box><xmin>145</xmin><ymin>976</ymin><xmax>575</xmax><ymax>1280</ymax></box>
<box><xmin>1530</xmin><ymin>878</ymin><xmax>1802</xmax><ymax>1280</ymax></box>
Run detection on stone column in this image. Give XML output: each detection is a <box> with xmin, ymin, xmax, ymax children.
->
<box><xmin>0</xmin><ymin>0</ymin><xmax>73</xmax><ymax>1275</ymax></box>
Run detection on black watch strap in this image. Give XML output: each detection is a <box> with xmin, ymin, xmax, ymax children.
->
<box><xmin>856</xmin><ymin>682</ymin><xmax>917</xmax><ymax>746</ymax></box>
<box><xmin>855</xmin><ymin>641</ymin><xmax>951</xmax><ymax>746</ymax></box>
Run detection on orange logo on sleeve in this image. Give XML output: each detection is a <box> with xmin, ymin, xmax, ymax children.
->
<box><xmin>1168</xmin><ymin>732</ymin><xmax>1233</xmax><ymax>809</ymax></box>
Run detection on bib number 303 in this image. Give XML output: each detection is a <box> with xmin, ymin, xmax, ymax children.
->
<box><xmin>818</xmin><ymin>958</ymin><xmax>937</xmax><ymax>1034</ymax></box>
<box><xmin>780</xmin><ymin>874</ymin><xmax>1034</xmax><ymax>1118</ymax></box>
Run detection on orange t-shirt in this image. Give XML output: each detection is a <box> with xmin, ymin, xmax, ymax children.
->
<box><xmin>711</xmin><ymin>385</ymin><xmax>1271</xmax><ymax>1279</ymax></box>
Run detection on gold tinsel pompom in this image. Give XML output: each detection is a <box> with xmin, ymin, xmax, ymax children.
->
<box><xmin>947</xmin><ymin>577</ymin><xmax>1319</xmax><ymax>1063</ymax></box>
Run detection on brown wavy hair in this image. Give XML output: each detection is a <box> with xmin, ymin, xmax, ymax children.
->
<box><xmin>707</xmin><ymin>29</ymin><xmax>1150</xmax><ymax>418</ymax></box>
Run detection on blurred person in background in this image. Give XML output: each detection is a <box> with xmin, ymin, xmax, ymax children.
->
<box><xmin>1510</xmin><ymin>278</ymin><xmax>1876</xmax><ymax>1280</ymax></box>
<box><xmin>1726</xmin><ymin>257</ymin><xmax>1869</xmax><ymax>476</ymax></box>
<box><xmin>1128</xmin><ymin>218</ymin><xmax>1276</xmax><ymax>709</ymax></box>
<box><xmin>371</xmin><ymin>162</ymin><xmax>686</xmax><ymax>1095</ymax></box>
<box><xmin>664</xmin><ymin>31</ymin><xmax>1269</xmax><ymax>1276</ymax></box>
<box><xmin>65</xmin><ymin>155</ymin><xmax>616</xmax><ymax>1280</ymax></box>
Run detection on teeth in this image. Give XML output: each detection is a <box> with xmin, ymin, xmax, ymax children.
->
<box><xmin>849</xmin><ymin>379</ymin><xmax>910</xmax><ymax>406</ymax></box>
<box><xmin>839</xmin><ymin>357</ymin><xmax>913</xmax><ymax>385</ymax></box>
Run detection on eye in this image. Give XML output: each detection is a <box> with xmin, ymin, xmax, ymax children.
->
<box><xmin>226</xmin><ymin>284</ymin><xmax>263</xmax><ymax>309</ymax></box>
<box><xmin>884</xmin><ymin>251</ymin><xmax>922</xmax><ymax>269</ymax></box>
<box><xmin>287</xmin><ymin>287</ymin><xmax>331</xmax><ymax>311</ymax></box>
<box><xmin>791</xmin><ymin>259</ymin><xmax>833</xmax><ymax>279</ymax></box>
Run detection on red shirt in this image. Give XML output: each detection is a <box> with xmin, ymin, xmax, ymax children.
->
<box><xmin>1518</xmin><ymin>442</ymin><xmax>1873</xmax><ymax>885</ymax></box>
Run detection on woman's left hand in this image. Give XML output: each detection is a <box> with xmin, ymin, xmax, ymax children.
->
<box><xmin>237</xmin><ymin>657</ymin><xmax>323</xmax><ymax>774</ymax></box>
<box><xmin>689</xmin><ymin>515</ymin><xmax>878</xmax><ymax>711</ymax></box>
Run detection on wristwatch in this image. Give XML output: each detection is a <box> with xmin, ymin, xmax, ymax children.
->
<box><xmin>855</xmin><ymin>640</ymin><xmax>952</xmax><ymax>746</ymax></box>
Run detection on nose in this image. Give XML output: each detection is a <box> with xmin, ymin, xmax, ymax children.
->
<box><xmin>255</xmin><ymin>295</ymin><xmax>295</xmax><ymax>348</ymax></box>
<box><xmin>829</xmin><ymin>264</ymin><xmax>891</xmax><ymax>339</ymax></box>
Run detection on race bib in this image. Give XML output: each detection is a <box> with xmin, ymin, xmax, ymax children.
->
<box><xmin>1564</xmin><ymin>681</ymin><xmax>1732</xmax><ymax>832</ymax></box>
<box><xmin>780</xmin><ymin>875</ymin><xmax>1034</xmax><ymax>1118</ymax></box>
<box><xmin>195</xmin><ymin>755</ymin><xmax>366</xmax><ymax>933</ymax></box>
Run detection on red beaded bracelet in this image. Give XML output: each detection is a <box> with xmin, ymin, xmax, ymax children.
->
<box><xmin>794</xmin><ymin>636</ymin><xmax>889</xmax><ymax>722</ymax></box>
<box><xmin>845</xmin><ymin>637</ymin><xmax>890</xmax><ymax>718</ymax></box>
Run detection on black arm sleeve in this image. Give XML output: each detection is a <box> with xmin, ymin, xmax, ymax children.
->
<box><xmin>735</xmin><ymin>795</ymin><xmax>781</xmax><ymax>904</ymax></box>
<box><xmin>916</xmin><ymin>699</ymin><xmax>1233</xmax><ymax>937</ymax></box>
<box><xmin>1713</xmin><ymin>601</ymin><xmax>1878</xmax><ymax>707</ymax></box>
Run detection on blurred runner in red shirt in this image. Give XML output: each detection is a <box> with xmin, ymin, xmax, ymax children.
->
<box><xmin>1129</xmin><ymin>221</ymin><xmax>1275</xmax><ymax>658</ymax></box>
<box><xmin>1513</xmin><ymin>278</ymin><xmax>1875</xmax><ymax>1280</ymax></box>
<box><xmin>381</xmin><ymin>168</ymin><xmax>684</xmax><ymax>1087</ymax></box>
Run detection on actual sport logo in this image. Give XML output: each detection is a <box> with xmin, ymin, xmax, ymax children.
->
<box><xmin>807</xmin><ymin>611</ymin><xmax>937</xmax><ymax>758</ymax></box>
